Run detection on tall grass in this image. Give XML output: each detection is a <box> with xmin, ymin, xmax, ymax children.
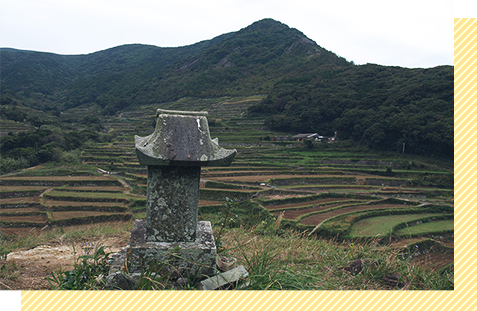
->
<box><xmin>219</xmin><ymin>226</ymin><xmax>453</xmax><ymax>290</ymax></box>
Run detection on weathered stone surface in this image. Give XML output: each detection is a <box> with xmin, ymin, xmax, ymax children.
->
<box><xmin>135</xmin><ymin>109</ymin><xmax>236</xmax><ymax>166</ymax></box>
<box><xmin>105</xmin><ymin>272</ymin><xmax>137</xmax><ymax>290</ymax></box>
<box><xmin>125</xmin><ymin>219</ymin><xmax>217</xmax><ymax>277</ymax></box>
<box><xmin>197</xmin><ymin>265</ymin><xmax>249</xmax><ymax>290</ymax></box>
<box><xmin>146</xmin><ymin>165</ymin><xmax>200</xmax><ymax>242</ymax></box>
<box><xmin>216</xmin><ymin>255</ymin><xmax>238</xmax><ymax>272</ymax></box>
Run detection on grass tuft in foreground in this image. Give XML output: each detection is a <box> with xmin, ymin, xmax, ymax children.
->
<box><xmin>218</xmin><ymin>226</ymin><xmax>453</xmax><ymax>290</ymax></box>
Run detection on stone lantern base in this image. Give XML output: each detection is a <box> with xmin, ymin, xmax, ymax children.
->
<box><xmin>109</xmin><ymin>219</ymin><xmax>217</xmax><ymax>282</ymax></box>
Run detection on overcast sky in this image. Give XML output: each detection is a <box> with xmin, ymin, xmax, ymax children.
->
<box><xmin>0</xmin><ymin>0</ymin><xmax>466</xmax><ymax>68</ymax></box>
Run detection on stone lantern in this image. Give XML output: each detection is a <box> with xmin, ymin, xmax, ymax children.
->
<box><xmin>115</xmin><ymin>109</ymin><xmax>236</xmax><ymax>278</ymax></box>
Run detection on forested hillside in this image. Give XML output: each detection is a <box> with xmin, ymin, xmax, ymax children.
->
<box><xmin>1</xmin><ymin>18</ymin><xmax>453</xmax><ymax>160</ymax></box>
<box><xmin>248</xmin><ymin>64</ymin><xmax>453</xmax><ymax>158</ymax></box>
<box><xmin>1</xmin><ymin>19</ymin><xmax>347</xmax><ymax>113</ymax></box>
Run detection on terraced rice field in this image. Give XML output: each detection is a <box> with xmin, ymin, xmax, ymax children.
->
<box><xmin>206</xmin><ymin>174</ymin><xmax>362</xmax><ymax>183</ymax></box>
<box><xmin>0</xmin><ymin>173</ymin><xmax>134</xmax><ymax>236</ymax></box>
<box><xmin>42</xmin><ymin>200</ymin><xmax>126</xmax><ymax>207</ymax></box>
<box><xmin>49</xmin><ymin>211</ymin><xmax>123</xmax><ymax>220</ymax></box>
<box><xmin>275</xmin><ymin>203</ymin><xmax>360</xmax><ymax>221</ymax></box>
<box><xmin>264</xmin><ymin>198</ymin><xmax>354</xmax><ymax>211</ymax></box>
<box><xmin>2</xmin><ymin>100</ymin><xmax>454</xmax><ymax>274</ymax></box>
<box><xmin>0</xmin><ymin>214</ymin><xmax>48</xmax><ymax>223</ymax></box>
<box><xmin>394</xmin><ymin>220</ymin><xmax>454</xmax><ymax>236</ymax></box>
<box><xmin>198</xmin><ymin>200</ymin><xmax>223</xmax><ymax>207</ymax></box>
<box><xmin>300</xmin><ymin>204</ymin><xmax>410</xmax><ymax>226</ymax></box>
<box><xmin>1</xmin><ymin>197</ymin><xmax>41</xmax><ymax>204</ymax></box>
<box><xmin>349</xmin><ymin>213</ymin><xmax>445</xmax><ymax>237</ymax></box>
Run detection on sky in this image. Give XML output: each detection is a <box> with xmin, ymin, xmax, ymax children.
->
<box><xmin>0</xmin><ymin>0</ymin><xmax>466</xmax><ymax>69</ymax></box>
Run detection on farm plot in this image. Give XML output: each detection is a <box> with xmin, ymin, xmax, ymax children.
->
<box><xmin>1</xmin><ymin>186</ymin><xmax>49</xmax><ymax>192</ymax></box>
<box><xmin>264</xmin><ymin>198</ymin><xmax>356</xmax><ymax>211</ymax></box>
<box><xmin>348</xmin><ymin>213</ymin><xmax>445</xmax><ymax>237</ymax></box>
<box><xmin>43</xmin><ymin>190</ymin><xmax>130</xmax><ymax>202</ymax></box>
<box><xmin>301</xmin><ymin>204</ymin><xmax>410</xmax><ymax>226</ymax></box>
<box><xmin>1</xmin><ymin>197</ymin><xmax>41</xmax><ymax>205</ymax></box>
<box><xmin>0</xmin><ymin>206</ymin><xmax>44</xmax><ymax>213</ymax></box>
<box><xmin>207</xmin><ymin>174</ymin><xmax>362</xmax><ymax>184</ymax></box>
<box><xmin>0</xmin><ymin>171</ymin><xmax>136</xmax><ymax>236</ymax></box>
<box><xmin>394</xmin><ymin>220</ymin><xmax>454</xmax><ymax>236</ymax></box>
<box><xmin>42</xmin><ymin>190</ymin><xmax>131</xmax><ymax>223</ymax></box>
<box><xmin>275</xmin><ymin>203</ymin><xmax>366</xmax><ymax>221</ymax></box>
<box><xmin>42</xmin><ymin>199</ymin><xmax>126</xmax><ymax>207</ymax></box>
<box><xmin>49</xmin><ymin>210</ymin><xmax>124</xmax><ymax>220</ymax></box>
<box><xmin>199</xmin><ymin>200</ymin><xmax>223</xmax><ymax>207</ymax></box>
<box><xmin>0</xmin><ymin>213</ymin><xmax>48</xmax><ymax>224</ymax></box>
<box><xmin>201</xmin><ymin>170</ymin><xmax>284</xmax><ymax>177</ymax></box>
<box><xmin>0</xmin><ymin>176</ymin><xmax>119</xmax><ymax>182</ymax></box>
<box><xmin>199</xmin><ymin>188</ymin><xmax>258</xmax><ymax>202</ymax></box>
<box><xmin>58</xmin><ymin>186</ymin><xmax>129</xmax><ymax>193</ymax></box>
<box><xmin>0</xmin><ymin>175</ymin><xmax>123</xmax><ymax>187</ymax></box>
<box><xmin>289</xmin><ymin>185</ymin><xmax>379</xmax><ymax>193</ymax></box>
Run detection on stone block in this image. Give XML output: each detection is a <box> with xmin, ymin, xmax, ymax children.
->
<box><xmin>124</xmin><ymin>219</ymin><xmax>217</xmax><ymax>278</ymax></box>
<box><xmin>197</xmin><ymin>265</ymin><xmax>249</xmax><ymax>290</ymax></box>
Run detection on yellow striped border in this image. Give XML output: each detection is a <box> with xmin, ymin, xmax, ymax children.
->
<box><xmin>20</xmin><ymin>18</ymin><xmax>474</xmax><ymax>311</ymax></box>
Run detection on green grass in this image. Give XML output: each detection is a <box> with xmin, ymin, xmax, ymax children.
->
<box><xmin>349</xmin><ymin>213</ymin><xmax>444</xmax><ymax>237</ymax></box>
<box><xmin>133</xmin><ymin>212</ymin><xmax>146</xmax><ymax>219</ymax></box>
<box><xmin>395</xmin><ymin>220</ymin><xmax>454</xmax><ymax>236</ymax></box>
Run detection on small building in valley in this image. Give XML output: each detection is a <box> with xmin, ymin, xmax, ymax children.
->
<box><xmin>292</xmin><ymin>133</ymin><xmax>323</xmax><ymax>141</ymax></box>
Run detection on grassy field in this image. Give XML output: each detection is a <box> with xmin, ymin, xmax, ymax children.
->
<box><xmin>395</xmin><ymin>220</ymin><xmax>454</xmax><ymax>236</ymax></box>
<box><xmin>349</xmin><ymin>213</ymin><xmax>446</xmax><ymax>237</ymax></box>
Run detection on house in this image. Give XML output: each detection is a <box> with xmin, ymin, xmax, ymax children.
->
<box><xmin>292</xmin><ymin>133</ymin><xmax>323</xmax><ymax>141</ymax></box>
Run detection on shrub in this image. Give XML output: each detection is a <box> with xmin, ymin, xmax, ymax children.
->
<box><xmin>0</xmin><ymin>156</ymin><xmax>29</xmax><ymax>175</ymax></box>
<box><xmin>47</xmin><ymin>242</ymin><xmax>111</xmax><ymax>290</ymax></box>
<box><xmin>60</xmin><ymin>150</ymin><xmax>81</xmax><ymax>163</ymax></box>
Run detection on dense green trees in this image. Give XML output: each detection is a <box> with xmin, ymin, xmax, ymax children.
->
<box><xmin>249</xmin><ymin>65</ymin><xmax>453</xmax><ymax>159</ymax></box>
<box><xmin>0</xmin><ymin>128</ymin><xmax>112</xmax><ymax>174</ymax></box>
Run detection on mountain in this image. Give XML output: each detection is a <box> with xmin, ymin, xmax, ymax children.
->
<box><xmin>1</xmin><ymin>18</ymin><xmax>453</xmax><ymax>159</ymax></box>
<box><xmin>1</xmin><ymin>19</ymin><xmax>349</xmax><ymax>114</ymax></box>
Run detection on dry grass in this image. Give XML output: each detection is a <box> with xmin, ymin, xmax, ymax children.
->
<box><xmin>217</xmin><ymin>226</ymin><xmax>453</xmax><ymax>290</ymax></box>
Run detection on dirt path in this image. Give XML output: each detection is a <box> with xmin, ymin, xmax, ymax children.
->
<box><xmin>2</xmin><ymin>235</ymin><xmax>129</xmax><ymax>290</ymax></box>
<box><xmin>114</xmin><ymin>177</ymin><xmax>132</xmax><ymax>194</ymax></box>
<box><xmin>39</xmin><ymin>188</ymin><xmax>54</xmax><ymax>197</ymax></box>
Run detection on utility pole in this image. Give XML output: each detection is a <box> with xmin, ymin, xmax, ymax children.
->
<box><xmin>402</xmin><ymin>142</ymin><xmax>405</xmax><ymax>157</ymax></box>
